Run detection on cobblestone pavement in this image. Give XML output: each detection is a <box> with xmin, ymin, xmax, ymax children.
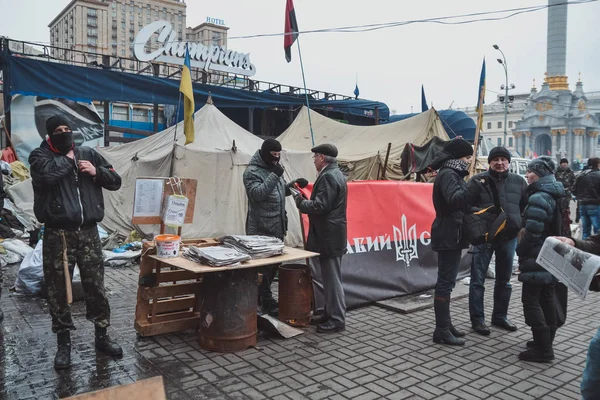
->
<box><xmin>0</xmin><ymin>262</ymin><xmax>596</xmax><ymax>400</ymax></box>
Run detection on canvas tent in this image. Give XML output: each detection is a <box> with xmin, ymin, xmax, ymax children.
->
<box><xmin>277</xmin><ymin>107</ymin><xmax>450</xmax><ymax>180</ymax></box>
<box><xmin>97</xmin><ymin>102</ymin><xmax>315</xmax><ymax>246</ymax></box>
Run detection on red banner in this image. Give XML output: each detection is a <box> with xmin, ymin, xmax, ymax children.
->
<box><xmin>301</xmin><ymin>181</ymin><xmax>470</xmax><ymax>308</ymax></box>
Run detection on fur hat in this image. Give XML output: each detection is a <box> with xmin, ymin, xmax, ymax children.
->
<box><xmin>488</xmin><ymin>146</ymin><xmax>511</xmax><ymax>163</ymax></box>
<box><xmin>443</xmin><ymin>138</ymin><xmax>473</xmax><ymax>159</ymax></box>
<box><xmin>527</xmin><ymin>156</ymin><xmax>556</xmax><ymax>177</ymax></box>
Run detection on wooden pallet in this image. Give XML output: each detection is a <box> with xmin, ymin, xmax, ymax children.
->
<box><xmin>134</xmin><ymin>238</ymin><xmax>219</xmax><ymax>337</ymax></box>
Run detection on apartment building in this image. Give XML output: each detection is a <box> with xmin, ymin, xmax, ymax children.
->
<box><xmin>48</xmin><ymin>0</ymin><xmax>228</xmax><ymax>69</ymax></box>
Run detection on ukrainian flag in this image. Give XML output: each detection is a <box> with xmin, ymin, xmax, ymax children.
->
<box><xmin>476</xmin><ymin>59</ymin><xmax>486</xmax><ymax>132</ymax></box>
<box><xmin>180</xmin><ymin>44</ymin><xmax>195</xmax><ymax>144</ymax></box>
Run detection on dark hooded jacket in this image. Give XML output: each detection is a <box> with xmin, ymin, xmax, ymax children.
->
<box><xmin>467</xmin><ymin>169</ymin><xmax>528</xmax><ymax>241</ymax></box>
<box><xmin>29</xmin><ymin>141</ymin><xmax>121</xmax><ymax>230</ymax></box>
<box><xmin>431</xmin><ymin>166</ymin><xmax>479</xmax><ymax>251</ymax></box>
<box><xmin>297</xmin><ymin>162</ymin><xmax>348</xmax><ymax>257</ymax></box>
<box><xmin>517</xmin><ymin>175</ymin><xmax>565</xmax><ymax>284</ymax></box>
<box><xmin>243</xmin><ymin>150</ymin><xmax>291</xmax><ymax>240</ymax></box>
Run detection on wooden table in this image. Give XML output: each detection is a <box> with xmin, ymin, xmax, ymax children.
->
<box><xmin>134</xmin><ymin>240</ymin><xmax>318</xmax><ymax>340</ymax></box>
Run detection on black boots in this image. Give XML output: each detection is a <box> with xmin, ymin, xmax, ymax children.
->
<box><xmin>433</xmin><ymin>296</ymin><xmax>465</xmax><ymax>346</ymax></box>
<box><xmin>95</xmin><ymin>326</ymin><xmax>123</xmax><ymax>357</ymax></box>
<box><xmin>519</xmin><ymin>328</ymin><xmax>554</xmax><ymax>363</ymax></box>
<box><xmin>526</xmin><ymin>327</ymin><xmax>556</xmax><ymax>348</ymax></box>
<box><xmin>54</xmin><ymin>331</ymin><xmax>72</xmax><ymax>370</ymax></box>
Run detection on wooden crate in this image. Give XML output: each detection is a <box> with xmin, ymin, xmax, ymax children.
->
<box><xmin>134</xmin><ymin>238</ymin><xmax>219</xmax><ymax>337</ymax></box>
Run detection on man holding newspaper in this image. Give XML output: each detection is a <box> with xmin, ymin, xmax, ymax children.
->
<box><xmin>552</xmin><ymin>233</ymin><xmax>600</xmax><ymax>400</ymax></box>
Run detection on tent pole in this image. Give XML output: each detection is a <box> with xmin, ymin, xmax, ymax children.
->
<box><xmin>295</xmin><ymin>36</ymin><xmax>315</xmax><ymax>146</ymax></box>
<box><xmin>381</xmin><ymin>143</ymin><xmax>392</xmax><ymax>180</ymax></box>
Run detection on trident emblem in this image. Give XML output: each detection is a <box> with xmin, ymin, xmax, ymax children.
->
<box><xmin>393</xmin><ymin>215</ymin><xmax>418</xmax><ymax>266</ymax></box>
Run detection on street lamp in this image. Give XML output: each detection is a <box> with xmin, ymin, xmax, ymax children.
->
<box><xmin>493</xmin><ymin>44</ymin><xmax>509</xmax><ymax>147</ymax></box>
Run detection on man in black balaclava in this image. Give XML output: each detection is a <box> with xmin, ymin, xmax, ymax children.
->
<box><xmin>243</xmin><ymin>139</ymin><xmax>308</xmax><ymax>316</ymax></box>
<box><xmin>28</xmin><ymin>114</ymin><xmax>123</xmax><ymax>370</ymax></box>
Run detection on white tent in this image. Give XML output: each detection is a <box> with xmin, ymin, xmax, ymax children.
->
<box><xmin>277</xmin><ymin>107</ymin><xmax>450</xmax><ymax>180</ymax></box>
<box><xmin>98</xmin><ymin>103</ymin><xmax>315</xmax><ymax>246</ymax></box>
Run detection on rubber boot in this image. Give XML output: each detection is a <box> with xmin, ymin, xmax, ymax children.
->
<box><xmin>449</xmin><ymin>319</ymin><xmax>466</xmax><ymax>338</ymax></box>
<box><xmin>519</xmin><ymin>328</ymin><xmax>554</xmax><ymax>362</ymax></box>
<box><xmin>54</xmin><ymin>331</ymin><xmax>71</xmax><ymax>370</ymax></box>
<box><xmin>433</xmin><ymin>296</ymin><xmax>465</xmax><ymax>346</ymax></box>
<box><xmin>95</xmin><ymin>326</ymin><xmax>123</xmax><ymax>357</ymax></box>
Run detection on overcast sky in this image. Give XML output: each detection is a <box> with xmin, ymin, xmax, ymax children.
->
<box><xmin>1</xmin><ymin>0</ymin><xmax>599</xmax><ymax>113</ymax></box>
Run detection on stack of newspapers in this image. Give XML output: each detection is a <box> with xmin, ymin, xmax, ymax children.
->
<box><xmin>183</xmin><ymin>245</ymin><xmax>251</xmax><ymax>267</ymax></box>
<box><xmin>221</xmin><ymin>235</ymin><xmax>285</xmax><ymax>259</ymax></box>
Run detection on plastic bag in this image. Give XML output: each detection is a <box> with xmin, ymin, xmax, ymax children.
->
<box><xmin>14</xmin><ymin>240</ymin><xmax>44</xmax><ymax>294</ymax></box>
<box><xmin>162</xmin><ymin>195</ymin><xmax>188</xmax><ymax>227</ymax></box>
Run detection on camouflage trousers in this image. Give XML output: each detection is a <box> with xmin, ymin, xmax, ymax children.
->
<box><xmin>43</xmin><ymin>226</ymin><xmax>110</xmax><ymax>333</ymax></box>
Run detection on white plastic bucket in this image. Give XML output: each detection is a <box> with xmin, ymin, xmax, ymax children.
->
<box><xmin>154</xmin><ymin>234</ymin><xmax>181</xmax><ymax>258</ymax></box>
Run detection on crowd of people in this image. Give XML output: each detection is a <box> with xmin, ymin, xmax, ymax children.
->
<box><xmin>11</xmin><ymin>112</ymin><xmax>598</xmax><ymax>397</ymax></box>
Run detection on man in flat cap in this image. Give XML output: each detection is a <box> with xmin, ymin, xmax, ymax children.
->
<box><xmin>29</xmin><ymin>114</ymin><xmax>123</xmax><ymax>370</ymax></box>
<box><xmin>293</xmin><ymin>144</ymin><xmax>348</xmax><ymax>333</ymax></box>
<box><xmin>243</xmin><ymin>138</ymin><xmax>308</xmax><ymax>315</ymax></box>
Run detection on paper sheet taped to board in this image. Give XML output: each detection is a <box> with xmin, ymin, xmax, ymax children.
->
<box><xmin>133</xmin><ymin>179</ymin><xmax>164</xmax><ymax>217</ymax></box>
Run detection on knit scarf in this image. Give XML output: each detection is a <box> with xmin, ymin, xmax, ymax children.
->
<box><xmin>442</xmin><ymin>158</ymin><xmax>469</xmax><ymax>173</ymax></box>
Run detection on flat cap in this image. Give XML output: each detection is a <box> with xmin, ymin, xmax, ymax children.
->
<box><xmin>311</xmin><ymin>143</ymin><xmax>338</xmax><ymax>158</ymax></box>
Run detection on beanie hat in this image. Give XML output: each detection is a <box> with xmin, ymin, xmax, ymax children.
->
<box><xmin>261</xmin><ymin>138</ymin><xmax>282</xmax><ymax>154</ymax></box>
<box><xmin>443</xmin><ymin>138</ymin><xmax>473</xmax><ymax>159</ymax></box>
<box><xmin>45</xmin><ymin>114</ymin><xmax>71</xmax><ymax>136</ymax></box>
<box><xmin>527</xmin><ymin>156</ymin><xmax>556</xmax><ymax>177</ymax></box>
<box><xmin>488</xmin><ymin>146</ymin><xmax>511</xmax><ymax>163</ymax></box>
<box><xmin>560</xmin><ymin>158</ymin><xmax>569</xmax><ymax>164</ymax></box>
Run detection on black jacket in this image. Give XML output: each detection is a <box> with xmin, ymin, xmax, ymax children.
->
<box><xmin>243</xmin><ymin>151</ymin><xmax>291</xmax><ymax>240</ymax></box>
<box><xmin>431</xmin><ymin>166</ymin><xmax>479</xmax><ymax>251</ymax></box>
<box><xmin>468</xmin><ymin>169</ymin><xmax>528</xmax><ymax>241</ymax></box>
<box><xmin>517</xmin><ymin>175</ymin><xmax>565</xmax><ymax>284</ymax></box>
<box><xmin>574</xmin><ymin>167</ymin><xmax>600</xmax><ymax>205</ymax></box>
<box><xmin>29</xmin><ymin>141</ymin><xmax>121</xmax><ymax>230</ymax></box>
<box><xmin>297</xmin><ymin>163</ymin><xmax>347</xmax><ymax>258</ymax></box>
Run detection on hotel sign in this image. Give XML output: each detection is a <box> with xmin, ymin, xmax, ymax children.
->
<box><xmin>133</xmin><ymin>21</ymin><xmax>256</xmax><ymax>77</ymax></box>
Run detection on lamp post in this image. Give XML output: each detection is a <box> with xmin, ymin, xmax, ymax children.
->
<box><xmin>493</xmin><ymin>44</ymin><xmax>509</xmax><ymax>147</ymax></box>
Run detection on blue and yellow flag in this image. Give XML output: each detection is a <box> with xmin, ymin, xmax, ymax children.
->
<box><xmin>180</xmin><ymin>44</ymin><xmax>195</xmax><ymax>144</ymax></box>
<box><xmin>476</xmin><ymin>58</ymin><xmax>486</xmax><ymax>132</ymax></box>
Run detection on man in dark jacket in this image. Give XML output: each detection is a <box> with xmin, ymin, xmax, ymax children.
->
<box><xmin>517</xmin><ymin>156</ymin><xmax>565</xmax><ymax>363</ymax></box>
<box><xmin>573</xmin><ymin>158</ymin><xmax>600</xmax><ymax>239</ymax></box>
<box><xmin>29</xmin><ymin>115</ymin><xmax>123</xmax><ymax>370</ymax></box>
<box><xmin>294</xmin><ymin>144</ymin><xmax>348</xmax><ymax>333</ymax></box>
<box><xmin>556</xmin><ymin>158</ymin><xmax>576</xmax><ymax>236</ymax></box>
<box><xmin>243</xmin><ymin>139</ymin><xmax>307</xmax><ymax>315</ymax></box>
<box><xmin>467</xmin><ymin>147</ymin><xmax>527</xmax><ymax>335</ymax></box>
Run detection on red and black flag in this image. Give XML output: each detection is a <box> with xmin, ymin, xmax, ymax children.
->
<box><xmin>284</xmin><ymin>0</ymin><xmax>299</xmax><ymax>63</ymax></box>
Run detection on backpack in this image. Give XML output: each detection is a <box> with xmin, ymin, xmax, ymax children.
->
<box><xmin>463</xmin><ymin>179</ymin><xmax>508</xmax><ymax>245</ymax></box>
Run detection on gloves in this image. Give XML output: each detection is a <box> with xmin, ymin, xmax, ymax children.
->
<box><xmin>271</xmin><ymin>163</ymin><xmax>284</xmax><ymax>177</ymax></box>
<box><xmin>295</xmin><ymin>178</ymin><xmax>309</xmax><ymax>188</ymax></box>
<box><xmin>293</xmin><ymin>192</ymin><xmax>304</xmax><ymax>206</ymax></box>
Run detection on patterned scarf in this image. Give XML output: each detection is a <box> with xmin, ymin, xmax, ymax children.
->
<box><xmin>442</xmin><ymin>158</ymin><xmax>470</xmax><ymax>172</ymax></box>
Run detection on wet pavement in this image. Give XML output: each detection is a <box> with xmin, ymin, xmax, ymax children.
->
<box><xmin>0</xmin><ymin>262</ymin><xmax>596</xmax><ymax>399</ymax></box>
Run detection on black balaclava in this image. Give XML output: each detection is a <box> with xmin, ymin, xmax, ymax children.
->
<box><xmin>260</xmin><ymin>138</ymin><xmax>282</xmax><ymax>165</ymax></box>
<box><xmin>46</xmin><ymin>115</ymin><xmax>74</xmax><ymax>155</ymax></box>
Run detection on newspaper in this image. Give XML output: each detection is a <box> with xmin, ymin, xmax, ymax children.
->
<box><xmin>536</xmin><ymin>236</ymin><xmax>600</xmax><ymax>300</ymax></box>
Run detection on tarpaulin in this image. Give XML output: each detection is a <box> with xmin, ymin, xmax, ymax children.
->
<box><xmin>3</xmin><ymin>55</ymin><xmax>389</xmax><ymax>120</ymax></box>
<box><xmin>303</xmin><ymin>180</ymin><xmax>471</xmax><ymax>309</ymax></box>
<box><xmin>400</xmin><ymin>136</ymin><xmax>447</xmax><ymax>176</ymax></box>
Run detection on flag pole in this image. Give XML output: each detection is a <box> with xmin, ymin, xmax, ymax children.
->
<box><xmin>295</xmin><ymin>35</ymin><xmax>315</xmax><ymax>146</ymax></box>
<box><xmin>469</xmin><ymin>85</ymin><xmax>484</xmax><ymax>178</ymax></box>
<box><xmin>169</xmin><ymin>91</ymin><xmax>182</xmax><ymax>177</ymax></box>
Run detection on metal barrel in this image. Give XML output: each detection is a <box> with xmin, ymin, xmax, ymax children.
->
<box><xmin>278</xmin><ymin>264</ymin><xmax>312</xmax><ymax>327</ymax></box>
<box><xmin>199</xmin><ymin>268</ymin><xmax>257</xmax><ymax>352</ymax></box>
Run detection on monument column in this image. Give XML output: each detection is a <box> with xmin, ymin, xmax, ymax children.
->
<box><xmin>573</xmin><ymin>129</ymin><xmax>585</xmax><ymax>160</ymax></box>
<box><xmin>514</xmin><ymin>132</ymin><xmax>521</xmax><ymax>156</ymax></box>
<box><xmin>589</xmin><ymin>131</ymin><xmax>599</xmax><ymax>158</ymax></box>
